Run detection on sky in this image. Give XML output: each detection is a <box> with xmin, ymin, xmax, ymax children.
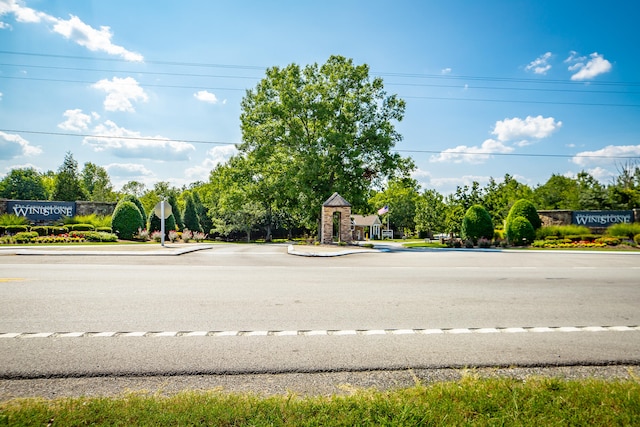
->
<box><xmin>1</xmin><ymin>0</ymin><xmax>639</xmax><ymax>195</ymax></box>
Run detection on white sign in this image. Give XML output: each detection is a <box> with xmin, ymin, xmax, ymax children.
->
<box><xmin>154</xmin><ymin>201</ymin><xmax>172</xmax><ymax>219</ymax></box>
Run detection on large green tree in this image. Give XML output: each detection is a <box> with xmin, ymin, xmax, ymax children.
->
<box><xmin>52</xmin><ymin>152</ymin><xmax>87</xmax><ymax>201</ymax></box>
<box><xmin>0</xmin><ymin>167</ymin><xmax>47</xmax><ymax>200</ymax></box>
<box><xmin>533</xmin><ymin>174</ymin><xmax>579</xmax><ymax>210</ymax></box>
<box><xmin>80</xmin><ymin>162</ymin><xmax>116</xmax><ymax>202</ymax></box>
<box><xmin>482</xmin><ymin>174</ymin><xmax>534</xmax><ymax>227</ymax></box>
<box><xmin>239</xmin><ymin>55</ymin><xmax>412</xmax><ymax>233</ymax></box>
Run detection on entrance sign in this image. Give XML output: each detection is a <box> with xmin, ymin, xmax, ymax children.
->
<box><xmin>572</xmin><ymin>210</ymin><xmax>632</xmax><ymax>228</ymax></box>
<box><xmin>7</xmin><ymin>201</ymin><xmax>75</xmax><ymax>222</ymax></box>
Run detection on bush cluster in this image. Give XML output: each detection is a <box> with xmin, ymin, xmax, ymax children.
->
<box><xmin>111</xmin><ymin>199</ymin><xmax>144</xmax><ymax>240</ymax></box>
<box><xmin>505</xmin><ymin>199</ymin><xmax>541</xmax><ymax>245</ymax></box>
<box><xmin>461</xmin><ymin>205</ymin><xmax>494</xmax><ymax>245</ymax></box>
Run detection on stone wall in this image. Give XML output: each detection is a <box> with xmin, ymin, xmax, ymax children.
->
<box><xmin>75</xmin><ymin>201</ymin><xmax>116</xmax><ymax>216</ymax></box>
<box><xmin>537</xmin><ymin>210</ymin><xmax>572</xmax><ymax>227</ymax></box>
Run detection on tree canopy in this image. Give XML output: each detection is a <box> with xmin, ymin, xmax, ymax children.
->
<box><xmin>0</xmin><ymin>167</ymin><xmax>47</xmax><ymax>200</ymax></box>
<box><xmin>52</xmin><ymin>152</ymin><xmax>87</xmax><ymax>202</ymax></box>
<box><xmin>238</xmin><ymin>55</ymin><xmax>413</xmax><ymax>232</ymax></box>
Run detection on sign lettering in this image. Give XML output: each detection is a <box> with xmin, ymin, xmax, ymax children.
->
<box><xmin>7</xmin><ymin>201</ymin><xmax>75</xmax><ymax>222</ymax></box>
<box><xmin>572</xmin><ymin>210</ymin><xmax>633</xmax><ymax>227</ymax></box>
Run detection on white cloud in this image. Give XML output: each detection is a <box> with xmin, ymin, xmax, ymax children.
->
<box><xmin>92</xmin><ymin>77</ymin><xmax>148</xmax><ymax>112</ymax></box>
<box><xmin>566</xmin><ymin>52</ymin><xmax>612</xmax><ymax>81</ymax></box>
<box><xmin>105</xmin><ymin>163</ymin><xmax>153</xmax><ymax>177</ymax></box>
<box><xmin>571</xmin><ymin>144</ymin><xmax>640</xmax><ymax>166</ymax></box>
<box><xmin>0</xmin><ymin>130</ymin><xmax>42</xmax><ymax>158</ymax></box>
<box><xmin>441</xmin><ymin>68</ymin><xmax>452</xmax><ymax>75</ymax></box>
<box><xmin>57</xmin><ymin>109</ymin><xmax>98</xmax><ymax>131</ymax></box>
<box><xmin>83</xmin><ymin>120</ymin><xmax>196</xmax><ymax>161</ymax></box>
<box><xmin>52</xmin><ymin>15</ymin><xmax>143</xmax><ymax>62</ymax></box>
<box><xmin>430</xmin><ymin>139</ymin><xmax>513</xmax><ymax>164</ymax></box>
<box><xmin>0</xmin><ymin>21</ymin><xmax>11</xmax><ymax>29</ymax></box>
<box><xmin>492</xmin><ymin>115</ymin><xmax>562</xmax><ymax>142</ymax></box>
<box><xmin>525</xmin><ymin>52</ymin><xmax>552</xmax><ymax>75</ymax></box>
<box><xmin>194</xmin><ymin>90</ymin><xmax>221</xmax><ymax>104</ymax></box>
<box><xmin>0</xmin><ymin>0</ymin><xmax>143</xmax><ymax>61</ymax></box>
<box><xmin>184</xmin><ymin>145</ymin><xmax>238</xmax><ymax>180</ymax></box>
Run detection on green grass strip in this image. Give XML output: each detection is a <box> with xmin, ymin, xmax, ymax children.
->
<box><xmin>1</xmin><ymin>376</ymin><xmax>639</xmax><ymax>426</ymax></box>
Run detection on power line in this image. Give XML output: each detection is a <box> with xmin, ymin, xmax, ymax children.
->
<box><xmin>0</xmin><ymin>75</ymin><xmax>247</xmax><ymax>92</ymax></box>
<box><xmin>3</xmin><ymin>75</ymin><xmax>639</xmax><ymax>108</ymax></box>
<box><xmin>2</xmin><ymin>49</ymin><xmax>639</xmax><ymax>87</ymax></box>
<box><xmin>3</xmin><ymin>128</ymin><xmax>639</xmax><ymax>161</ymax></box>
<box><xmin>3</xmin><ymin>63</ymin><xmax>637</xmax><ymax>95</ymax></box>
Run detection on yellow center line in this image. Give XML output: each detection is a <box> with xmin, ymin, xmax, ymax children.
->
<box><xmin>0</xmin><ymin>278</ymin><xmax>26</xmax><ymax>282</ymax></box>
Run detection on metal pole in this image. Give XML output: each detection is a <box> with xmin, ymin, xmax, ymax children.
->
<box><xmin>160</xmin><ymin>200</ymin><xmax>165</xmax><ymax>247</ymax></box>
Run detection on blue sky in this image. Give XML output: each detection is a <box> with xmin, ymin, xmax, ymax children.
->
<box><xmin>1</xmin><ymin>0</ymin><xmax>639</xmax><ymax>194</ymax></box>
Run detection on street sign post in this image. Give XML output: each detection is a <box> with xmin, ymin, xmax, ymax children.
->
<box><xmin>154</xmin><ymin>201</ymin><xmax>172</xmax><ymax>246</ymax></box>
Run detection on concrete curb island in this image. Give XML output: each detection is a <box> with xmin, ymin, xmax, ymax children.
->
<box><xmin>0</xmin><ymin>244</ymin><xmax>215</xmax><ymax>257</ymax></box>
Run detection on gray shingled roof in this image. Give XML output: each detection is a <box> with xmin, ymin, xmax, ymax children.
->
<box><xmin>322</xmin><ymin>192</ymin><xmax>351</xmax><ymax>207</ymax></box>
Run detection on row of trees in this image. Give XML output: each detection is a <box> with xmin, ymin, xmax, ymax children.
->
<box><xmin>2</xmin><ymin>56</ymin><xmax>639</xmax><ymax>241</ymax></box>
<box><xmin>0</xmin><ymin>152</ymin><xmax>116</xmax><ymax>203</ymax></box>
<box><xmin>372</xmin><ymin>167</ymin><xmax>640</xmax><ymax>238</ymax></box>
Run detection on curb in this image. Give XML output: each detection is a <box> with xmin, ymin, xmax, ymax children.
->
<box><xmin>1</xmin><ymin>244</ymin><xmax>215</xmax><ymax>257</ymax></box>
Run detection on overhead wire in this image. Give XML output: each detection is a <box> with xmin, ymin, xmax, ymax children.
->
<box><xmin>1</xmin><ymin>50</ymin><xmax>639</xmax><ymax>162</ymax></box>
<box><xmin>2</xmin><ymin>128</ymin><xmax>638</xmax><ymax>161</ymax></box>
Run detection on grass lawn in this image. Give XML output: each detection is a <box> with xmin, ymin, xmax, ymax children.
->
<box><xmin>1</xmin><ymin>376</ymin><xmax>638</xmax><ymax>426</ymax></box>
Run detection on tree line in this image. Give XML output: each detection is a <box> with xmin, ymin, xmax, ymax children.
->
<box><xmin>1</xmin><ymin>56</ymin><xmax>639</xmax><ymax>240</ymax></box>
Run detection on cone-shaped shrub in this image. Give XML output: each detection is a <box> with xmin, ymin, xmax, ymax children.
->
<box><xmin>111</xmin><ymin>201</ymin><xmax>143</xmax><ymax>240</ymax></box>
<box><xmin>182</xmin><ymin>193</ymin><xmax>202</xmax><ymax>233</ymax></box>
<box><xmin>506</xmin><ymin>199</ymin><xmax>541</xmax><ymax>230</ymax></box>
<box><xmin>461</xmin><ymin>204</ymin><xmax>494</xmax><ymax>245</ymax></box>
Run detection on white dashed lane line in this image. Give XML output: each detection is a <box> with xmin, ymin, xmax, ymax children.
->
<box><xmin>1</xmin><ymin>326</ymin><xmax>638</xmax><ymax>339</ymax></box>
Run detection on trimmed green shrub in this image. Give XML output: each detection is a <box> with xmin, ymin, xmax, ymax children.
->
<box><xmin>111</xmin><ymin>201</ymin><xmax>144</xmax><ymax>240</ymax></box>
<box><xmin>50</xmin><ymin>226</ymin><xmax>69</xmax><ymax>235</ymax></box>
<box><xmin>14</xmin><ymin>231</ymin><xmax>38</xmax><ymax>243</ymax></box>
<box><xmin>634</xmin><ymin>234</ymin><xmax>640</xmax><ymax>245</ymax></box>
<box><xmin>119</xmin><ymin>194</ymin><xmax>147</xmax><ymax>226</ymax></box>
<box><xmin>4</xmin><ymin>225</ymin><xmax>29</xmax><ymax>234</ymax></box>
<box><xmin>461</xmin><ymin>205</ymin><xmax>494</xmax><ymax>245</ymax></box>
<box><xmin>506</xmin><ymin>199</ymin><xmax>542</xmax><ymax>230</ymax></box>
<box><xmin>606</xmin><ymin>223</ymin><xmax>640</xmax><ymax>239</ymax></box>
<box><xmin>96</xmin><ymin>226</ymin><xmax>112</xmax><ymax>233</ymax></box>
<box><xmin>84</xmin><ymin>231</ymin><xmax>118</xmax><ymax>242</ymax></box>
<box><xmin>69</xmin><ymin>224</ymin><xmax>95</xmax><ymax>232</ymax></box>
<box><xmin>31</xmin><ymin>226</ymin><xmax>50</xmax><ymax>236</ymax></box>
<box><xmin>506</xmin><ymin>216</ymin><xmax>535</xmax><ymax>246</ymax></box>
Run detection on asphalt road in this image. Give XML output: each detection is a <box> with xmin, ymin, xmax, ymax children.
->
<box><xmin>1</xmin><ymin>244</ymin><xmax>639</xmax><ymax>379</ymax></box>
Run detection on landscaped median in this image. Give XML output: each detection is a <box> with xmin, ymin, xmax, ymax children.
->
<box><xmin>1</xmin><ymin>375</ymin><xmax>638</xmax><ymax>425</ymax></box>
